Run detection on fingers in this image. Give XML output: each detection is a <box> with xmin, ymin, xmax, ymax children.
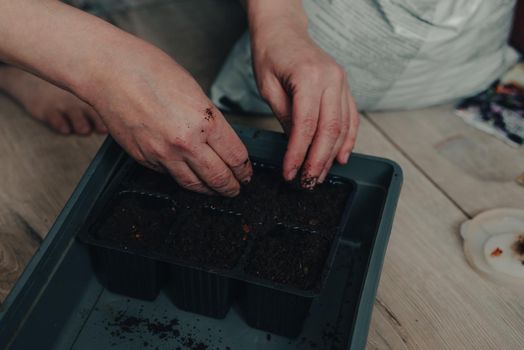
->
<box><xmin>66</xmin><ymin>108</ymin><xmax>92</xmax><ymax>135</ymax></box>
<box><xmin>337</xmin><ymin>88</ymin><xmax>359</xmax><ymax>164</ymax></box>
<box><xmin>318</xmin><ymin>83</ymin><xmax>350</xmax><ymax>183</ymax></box>
<box><xmin>46</xmin><ymin>112</ymin><xmax>71</xmax><ymax>135</ymax></box>
<box><xmin>85</xmin><ymin>107</ymin><xmax>108</xmax><ymax>134</ymax></box>
<box><xmin>282</xmin><ymin>87</ymin><xmax>321</xmax><ymax>181</ymax></box>
<box><xmin>206</xmin><ymin>111</ymin><xmax>253</xmax><ymax>184</ymax></box>
<box><xmin>186</xmin><ymin>143</ymin><xmax>241</xmax><ymax>197</ymax></box>
<box><xmin>299</xmin><ymin>86</ymin><xmax>342</xmax><ymax>189</ymax></box>
<box><xmin>164</xmin><ymin>160</ymin><xmax>215</xmax><ymax>195</ymax></box>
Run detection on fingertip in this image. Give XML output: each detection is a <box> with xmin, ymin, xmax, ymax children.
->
<box><xmin>283</xmin><ymin>153</ymin><xmax>302</xmax><ymax>181</ymax></box>
<box><xmin>225</xmin><ymin>185</ymin><xmax>241</xmax><ymax>198</ymax></box>
<box><xmin>318</xmin><ymin>167</ymin><xmax>329</xmax><ymax>184</ymax></box>
<box><xmin>242</xmin><ymin>176</ymin><xmax>252</xmax><ymax>185</ymax></box>
<box><xmin>337</xmin><ymin>150</ymin><xmax>350</xmax><ymax>164</ymax></box>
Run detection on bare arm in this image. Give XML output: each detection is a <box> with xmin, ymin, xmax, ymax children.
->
<box><xmin>0</xmin><ymin>1</ymin><xmax>137</xmax><ymax>100</ymax></box>
<box><xmin>0</xmin><ymin>0</ymin><xmax>252</xmax><ymax>196</ymax></box>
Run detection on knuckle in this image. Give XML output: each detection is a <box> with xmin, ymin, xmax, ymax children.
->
<box><xmin>299</xmin><ymin>117</ymin><xmax>317</xmax><ymax>138</ymax></box>
<box><xmin>148</xmin><ymin>142</ymin><xmax>169</xmax><ymax>160</ymax></box>
<box><xmin>180</xmin><ymin>180</ymin><xmax>205</xmax><ymax>192</ymax></box>
<box><xmin>229</xmin><ymin>149</ymin><xmax>249</xmax><ymax>168</ymax></box>
<box><xmin>168</xmin><ymin>134</ymin><xmax>192</xmax><ymax>153</ymax></box>
<box><xmin>327</xmin><ymin>63</ymin><xmax>345</xmax><ymax>80</ymax></box>
<box><xmin>295</xmin><ymin>63</ymin><xmax>320</xmax><ymax>79</ymax></box>
<box><xmin>325</xmin><ymin>119</ymin><xmax>342</xmax><ymax>138</ymax></box>
<box><xmin>208</xmin><ymin>170</ymin><xmax>232</xmax><ymax>189</ymax></box>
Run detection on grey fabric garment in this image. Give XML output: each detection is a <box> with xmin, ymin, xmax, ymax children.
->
<box><xmin>211</xmin><ymin>0</ymin><xmax>520</xmax><ymax>112</ymax></box>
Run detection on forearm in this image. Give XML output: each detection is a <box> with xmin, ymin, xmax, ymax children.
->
<box><xmin>244</xmin><ymin>0</ymin><xmax>308</xmax><ymax>39</ymax></box>
<box><xmin>511</xmin><ymin>0</ymin><xmax>524</xmax><ymax>53</ymax></box>
<box><xmin>0</xmin><ymin>0</ymin><xmax>166</xmax><ymax>104</ymax></box>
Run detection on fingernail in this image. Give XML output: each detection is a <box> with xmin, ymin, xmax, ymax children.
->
<box><xmin>318</xmin><ymin>169</ymin><xmax>328</xmax><ymax>184</ymax></box>
<box><xmin>288</xmin><ymin>168</ymin><xmax>298</xmax><ymax>181</ymax></box>
<box><xmin>242</xmin><ymin>176</ymin><xmax>251</xmax><ymax>185</ymax></box>
<box><xmin>342</xmin><ymin>152</ymin><xmax>350</xmax><ymax>164</ymax></box>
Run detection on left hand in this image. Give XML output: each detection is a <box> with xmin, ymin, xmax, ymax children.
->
<box><xmin>250</xmin><ymin>15</ymin><xmax>359</xmax><ymax>188</ymax></box>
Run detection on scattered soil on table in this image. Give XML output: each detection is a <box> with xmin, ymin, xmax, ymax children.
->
<box><xmin>245</xmin><ymin>225</ymin><xmax>332</xmax><ymax>289</ymax></box>
<box><xmin>94</xmin><ymin>194</ymin><xmax>175</xmax><ymax>252</ymax></box>
<box><xmin>107</xmin><ymin>313</ymin><xmax>215</xmax><ymax>350</ymax></box>
<box><xmin>168</xmin><ymin>208</ymin><xmax>249</xmax><ymax>269</ymax></box>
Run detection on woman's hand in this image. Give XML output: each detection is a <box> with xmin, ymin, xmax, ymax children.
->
<box><xmin>246</xmin><ymin>0</ymin><xmax>359</xmax><ymax>188</ymax></box>
<box><xmin>90</xmin><ymin>48</ymin><xmax>253</xmax><ymax>197</ymax></box>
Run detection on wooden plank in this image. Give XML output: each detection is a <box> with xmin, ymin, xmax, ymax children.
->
<box><xmin>367</xmin><ymin>105</ymin><xmax>524</xmax><ymax>216</ymax></box>
<box><xmin>0</xmin><ymin>94</ymin><xmax>103</xmax><ymax>301</ymax></box>
<box><xmin>355</xmin><ymin>116</ymin><xmax>524</xmax><ymax>349</ymax></box>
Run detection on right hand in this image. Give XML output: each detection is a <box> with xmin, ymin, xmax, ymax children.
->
<box><xmin>89</xmin><ymin>48</ymin><xmax>252</xmax><ymax>197</ymax></box>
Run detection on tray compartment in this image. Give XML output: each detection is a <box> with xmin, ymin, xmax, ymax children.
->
<box><xmin>84</xmin><ymin>191</ymin><xmax>176</xmax><ymax>301</ymax></box>
<box><xmin>167</xmin><ymin>264</ymin><xmax>233</xmax><ymax>319</ymax></box>
<box><xmin>240</xmin><ymin>224</ymin><xmax>333</xmax><ymax>336</ymax></box>
<box><xmin>238</xmin><ymin>280</ymin><xmax>313</xmax><ymax>337</ymax></box>
<box><xmin>164</xmin><ymin>207</ymin><xmax>249</xmax><ymax>318</ymax></box>
<box><xmin>90</xmin><ymin>246</ymin><xmax>163</xmax><ymax>301</ymax></box>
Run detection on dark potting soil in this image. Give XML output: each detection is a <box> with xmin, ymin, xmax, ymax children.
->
<box><xmin>168</xmin><ymin>209</ymin><xmax>249</xmax><ymax>269</ymax></box>
<box><xmin>94</xmin><ymin>194</ymin><xmax>176</xmax><ymax>252</ymax></box>
<box><xmin>274</xmin><ymin>180</ymin><xmax>352</xmax><ymax>230</ymax></box>
<box><xmin>96</xmin><ymin>162</ymin><xmax>352</xmax><ymax>289</ymax></box>
<box><xmin>245</xmin><ymin>225</ymin><xmax>332</xmax><ymax>290</ymax></box>
<box><xmin>122</xmin><ymin>166</ymin><xmax>178</xmax><ymax>195</ymax></box>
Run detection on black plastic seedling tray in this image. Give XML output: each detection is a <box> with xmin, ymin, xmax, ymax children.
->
<box><xmin>0</xmin><ymin>126</ymin><xmax>402</xmax><ymax>350</ymax></box>
<box><xmin>78</xmin><ymin>159</ymin><xmax>356</xmax><ymax>337</ymax></box>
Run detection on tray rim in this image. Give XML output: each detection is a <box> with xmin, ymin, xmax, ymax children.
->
<box><xmin>76</xmin><ymin>157</ymin><xmax>357</xmax><ymax>299</ymax></box>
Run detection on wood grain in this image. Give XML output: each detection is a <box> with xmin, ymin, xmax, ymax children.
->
<box><xmin>356</xmin><ymin>116</ymin><xmax>524</xmax><ymax>350</ymax></box>
<box><xmin>367</xmin><ymin>105</ymin><xmax>524</xmax><ymax>217</ymax></box>
<box><xmin>0</xmin><ymin>94</ymin><xmax>103</xmax><ymax>300</ymax></box>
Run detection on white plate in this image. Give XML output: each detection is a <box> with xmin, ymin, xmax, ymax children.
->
<box><xmin>461</xmin><ymin>208</ymin><xmax>524</xmax><ymax>287</ymax></box>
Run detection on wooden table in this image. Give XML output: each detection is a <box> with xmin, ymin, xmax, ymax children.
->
<box><xmin>0</xmin><ymin>2</ymin><xmax>523</xmax><ymax>349</ymax></box>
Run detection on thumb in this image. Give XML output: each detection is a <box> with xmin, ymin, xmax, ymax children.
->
<box><xmin>258</xmin><ymin>75</ymin><xmax>292</xmax><ymax>134</ymax></box>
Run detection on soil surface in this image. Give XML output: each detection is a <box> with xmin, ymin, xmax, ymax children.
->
<box><xmin>245</xmin><ymin>224</ymin><xmax>332</xmax><ymax>289</ymax></box>
<box><xmin>96</xmin><ymin>162</ymin><xmax>353</xmax><ymax>289</ymax></box>
<box><xmin>95</xmin><ymin>194</ymin><xmax>176</xmax><ymax>252</ymax></box>
<box><xmin>168</xmin><ymin>208</ymin><xmax>249</xmax><ymax>269</ymax></box>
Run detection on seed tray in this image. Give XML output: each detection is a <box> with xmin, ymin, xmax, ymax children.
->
<box><xmin>79</xmin><ymin>158</ymin><xmax>355</xmax><ymax>337</ymax></box>
<box><xmin>0</xmin><ymin>126</ymin><xmax>402</xmax><ymax>350</ymax></box>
